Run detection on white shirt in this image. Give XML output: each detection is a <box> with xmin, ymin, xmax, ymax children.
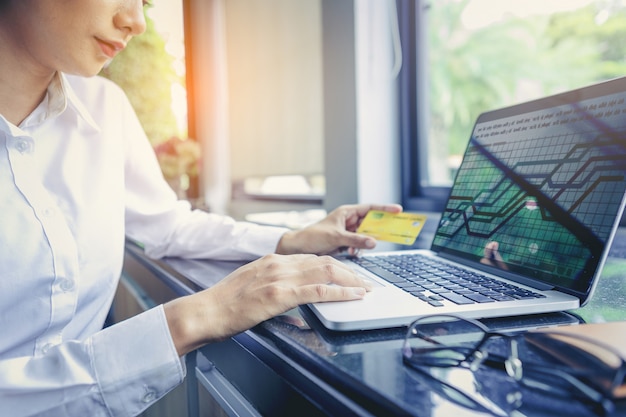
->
<box><xmin>0</xmin><ymin>73</ymin><xmax>286</xmax><ymax>416</ymax></box>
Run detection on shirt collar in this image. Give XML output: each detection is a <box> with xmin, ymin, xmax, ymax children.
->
<box><xmin>56</xmin><ymin>73</ymin><xmax>101</xmax><ymax>132</ymax></box>
<box><xmin>12</xmin><ymin>72</ymin><xmax>100</xmax><ymax>133</ymax></box>
<box><xmin>0</xmin><ymin>72</ymin><xmax>101</xmax><ymax>137</ymax></box>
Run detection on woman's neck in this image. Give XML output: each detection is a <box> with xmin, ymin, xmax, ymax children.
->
<box><xmin>0</xmin><ymin>23</ymin><xmax>55</xmax><ymax>126</ymax></box>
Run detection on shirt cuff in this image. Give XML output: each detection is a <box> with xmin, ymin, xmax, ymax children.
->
<box><xmin>91</xmin><ymin>305</ymin><xmax>185</xmax><ymax>416</ymax></box>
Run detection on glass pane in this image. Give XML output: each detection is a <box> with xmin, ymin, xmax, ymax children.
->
<box><xmin>424</xmin><ymin>0</ymin><xmax>626</xmax><ymax>186</ymax></box>
<box><xmin>100</xmin><ymin>1</ymin><xmax>192</xmax><ymax>198</ymax></box>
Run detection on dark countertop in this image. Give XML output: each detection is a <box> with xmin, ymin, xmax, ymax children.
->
<box><xmin>125</xmin><ymin>227</ymin><xmax>626</xmax><ymax>416</ymax></box>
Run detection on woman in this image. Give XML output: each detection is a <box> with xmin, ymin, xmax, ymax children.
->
<box><xmin>0</xmin><ymin>1</ymin><xmax>401</xmax><ymax>415</ymax></box>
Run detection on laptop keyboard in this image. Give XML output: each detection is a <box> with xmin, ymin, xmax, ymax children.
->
<box><xmin>352</xmin><ymin>254</ymin><xmax>546</xmax><ymax>307</ymax></box>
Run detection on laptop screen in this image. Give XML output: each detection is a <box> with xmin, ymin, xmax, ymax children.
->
<box><xmin>431</xmin><ymin>77</ymin><xmax>626</xmax><ymax>295</ymax></box>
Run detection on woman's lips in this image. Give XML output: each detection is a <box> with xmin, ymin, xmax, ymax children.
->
<box><xmin>96</xmin><ymin>38</ymin><xmax>125</xmax><ymax>59</ymax></box>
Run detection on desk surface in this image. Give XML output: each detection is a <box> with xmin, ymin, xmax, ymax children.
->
<box><xmin>125</xmin><ymin>228</ymin><xmax>626</xmax><ymax>417</ymax></box>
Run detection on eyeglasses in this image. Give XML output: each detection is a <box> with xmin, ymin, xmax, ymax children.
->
<box><xmin>403</xmin><ymin>361</ymin><xmax>527</xmax><ymax>417</ymax></box>
<box><xmin>402</xmin><ymin>314</ymin><xmax>625</xmax><ymax>416</ymax></box>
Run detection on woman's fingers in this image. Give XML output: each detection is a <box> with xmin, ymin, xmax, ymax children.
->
<box><xmin>165</xmin><ymin>253</ymin><xmax>373</xmax><ymax>355</ymax></box>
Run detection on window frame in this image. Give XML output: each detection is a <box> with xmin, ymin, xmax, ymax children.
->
<box><xmin>397</xmin><ymin>0</ymin><xmax>450</xmax><ymax>213</ymax></box>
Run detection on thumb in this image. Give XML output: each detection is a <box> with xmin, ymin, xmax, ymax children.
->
<box><xmin>339</xmin><ymin>231</ymin><xmax>377</xmax><ymax>250</ymax></box>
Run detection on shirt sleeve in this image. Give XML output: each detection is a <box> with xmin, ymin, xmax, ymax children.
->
<box><xmin>119</xmin><ymin>89</ymin><xmax>288</xmax><ymax>261</ymax></box>
<box><xmin>0</xmin><ymin>306</ymin><xmax>185</xmax><ymax>417</ymax></box>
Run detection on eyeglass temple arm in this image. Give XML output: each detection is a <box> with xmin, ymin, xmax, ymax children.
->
<box><xmin>505</xmin><ymin>339</ymin><xmax>523</xmax><ymax>381</ymax></box>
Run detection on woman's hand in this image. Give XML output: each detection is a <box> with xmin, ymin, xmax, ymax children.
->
<box><xmin>276</xmin><ymin>203</ymin><xmax>402</xmax><ymax>256</ymax></box>
<box><xmin>164</xmin><ymin>253</ymin><xmax>372</xmax><ymax>356</ymax></box>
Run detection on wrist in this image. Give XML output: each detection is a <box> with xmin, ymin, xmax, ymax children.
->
<box><xmin>276</xmin><ymin>230</ymin><xmax>299</xmax><ymax>255</ymax></box>
<box><xmin>163</xmin><ymin>292</ymin><xmax>227</xmax><ymax>356</ymax></box>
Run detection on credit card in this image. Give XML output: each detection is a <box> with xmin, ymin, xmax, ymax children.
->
<box><xmin>357</xmin><ymin>210</ymin><xmax>427</xmax><ymax>245</ymax></box>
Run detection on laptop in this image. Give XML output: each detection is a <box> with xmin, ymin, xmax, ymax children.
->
<box><xmin>309</xmin><ymin>76</ymin><xmax>626</xmax><ymax>331</ymax></box>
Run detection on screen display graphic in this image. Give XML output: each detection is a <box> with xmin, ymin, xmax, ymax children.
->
<box><xmin>432</xmin><ymin>85</ymin><xmax>626</xmax><ymax>293</ymax></box>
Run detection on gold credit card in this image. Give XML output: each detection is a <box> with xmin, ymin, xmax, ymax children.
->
<box><xmin>357</xmin><ymin>210</ymin><xmax>427</xmax><ymax>245</ymax></box>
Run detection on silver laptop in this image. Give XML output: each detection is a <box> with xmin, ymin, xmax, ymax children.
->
<box><xmin>309</xmin><ymin>77</ymin><xmax>626</xmax><ymax>331</ymax></box>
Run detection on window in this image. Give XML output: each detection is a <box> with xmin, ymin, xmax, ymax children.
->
<box><xmin>184</xmin><ymin>1</ymin><xmax>400</xmax><ymax>218</ymax></box>
<box><xmin>101</xmin><ymin>1</ymin><xmax>193</xmax><ymax>199</ymax></box>
<box><xmin>399</xmin><ymin>0</ymin><xmax>626</xmax><ymax>212</ymax></box>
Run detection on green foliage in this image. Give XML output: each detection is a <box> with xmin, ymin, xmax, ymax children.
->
<box><xmin>547</xmin><ymin>6</ymin><xmax>626</xmax><ymax>78</ymax></box>
<box><xmin>100</xmin><ymin>14</ymin><xmax>179</xmax><ymax>146</ymax></box>
<box><xmin>429</xmin><ymin>2</ymin><xmax>626</xmax><ymax>158</ymax></box>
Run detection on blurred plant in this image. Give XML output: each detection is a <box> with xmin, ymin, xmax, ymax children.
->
<box><xmin>154</xmin><ymin>136</ymin><xmax>201</xmax><ymax>180</ymax></box>
<box><xmin>100</xmin><ymin>10</ymin><xmax>180</xmax><ymax>146</ymax></box>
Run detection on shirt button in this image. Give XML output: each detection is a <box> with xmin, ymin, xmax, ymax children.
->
<box><xmin>43</xmin><ymin>207</ymin><xmax>55</xmax><ymax>217</ymax></box>
<box><xmin>59</xmin><ymin>278</ymin><xmax>75</xmax><ymax>292</ymax></box>
<box><xmin>15</xmin><ymin>139</ymin><xmax>33</xmax><ymax>154</ymax></box>
<box><xmin>41</xmin><ymin>343</ymin><xmax>54</xmax><ymax>354</ymax></box>
<box><xmin>141</xmin><ymin>390</ymin><xmax>157</xmax><ymax>404</ymax></box>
